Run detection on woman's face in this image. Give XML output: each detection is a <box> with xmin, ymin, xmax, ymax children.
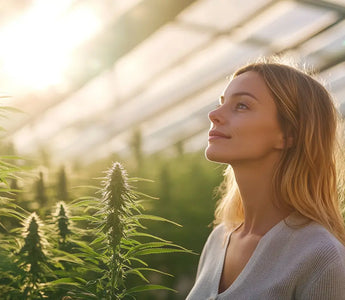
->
<box><xmin>205</xmin><ymin>71</ymin><xmax>285</xmax><ymax>165</ymax></box>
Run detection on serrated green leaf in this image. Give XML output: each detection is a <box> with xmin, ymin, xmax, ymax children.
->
<box><xmin>52</xmin><ymin>253</ymin><xmax>84</xmax><ymax>265</ymax></box>
<box><xmin>127</xmin><ymin>232</ymin><xmax>170</xmax><ymax>243</ymax></box>
<box><xmin>132</xmin><ymin>248</ymin><xmax>190</xmax><ymax>257</ymax></box>
<box><xmin>70</xmin><ymin>215</ymin><xmax>99</xmax><ymax>222</ymax></box>
<box><xmin>90</xmin><ymin>235</ymin><xmax>106</xmax><ymax>245</ymax></box>
<box><xmin>128</xmin><ymin>257</ymin><xmax>148</xmax><ymax>266</ymax></box>
<box><xmin>125</xmin><ymin>242</ymin><xmax>175</xmax><ymax>258</ymax></box>
<box><xmin>130</xmin><ymin>214</ymin><xmax>182</xmax><ymax>227</ymax></box>
<box><xmin>125</xmin><ymin>268</ymin><xmax>149</xmax><ymax>283</ymax></box>
<box><xmin>125</xmin><ymin>267</ymin><xmax>173</xmax><ymax>278</ymax></box>
<box><xmin>131</xmin><ymin>190</ymin><xmax>159</xmax><ymax>200</ymax></box>
<box><xmin>44</xmin><ymin>277</ymin><xmax>80</xmax><ymax>287</ymax></box>
<box><xmin>128</xmin><ymin>177</ymin><xmax>154</xmax><ymax>183</ymax></box>
<box><xmin>72</xmin><ymin>240</ymin><xmax>102</xmax><ymax>258</ymax></box>
<box><xmin>125</xmin><ymin>284</ymin><xmax>176</xmax><ymax>295</ymax></box>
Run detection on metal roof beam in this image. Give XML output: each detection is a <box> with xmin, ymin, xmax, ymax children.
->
<box><xmin>318</xmin><ymin>52</ymin><xmax>345</xmax><ymax>72</ymax></box>
<box><xmin>294</xmin><ymin>0</ymin><xmax>345</xmax><ymax>15</ymax></box>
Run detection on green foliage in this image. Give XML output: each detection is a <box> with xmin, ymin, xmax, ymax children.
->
<box><xmin>17</xmin><ymin>213</ymin><xmax>50</xmax><ymax>298</ymax></box>
<box><xmin>0</xmin><ymin>109</ymin><xmax>222</xmax><ymax>299</ymax></box>
<box><xmin>67</xmin><ymin>162</ymin><xmax>191</xmax><ymax>300</ymax></box>
<box><xmin>0</xmin><ymin>151</ymin><xmax>28</xmax><ymax>298</ymax></box>
<box><xmin>71</xmin><ymin>149</ymin><xmax>223</xmax><ymax>299</ymax></box>
<box><xmin>55</xmin><ymin>201</ymin><xmax>72</xmax><ymax>245</ymax></box>
<box><xmin>125</xmin><ymin>153</ymin><xmax>223</xmax><ymax>299</ymax></box>
<box><xmin>0</xmin><ymin>160</ymin><xmax>192</xmax><ymax>299</ymax></box>
<box><xmin>0</xmin><ymin>243</ymin><xmax>24</xmax><ymax>299</ymax></box>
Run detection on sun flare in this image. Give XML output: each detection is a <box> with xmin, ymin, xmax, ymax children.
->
<box><xmin>0</xmin><ymin>1</ymin><xmax>101</xmax><ymax>91</ymax></box>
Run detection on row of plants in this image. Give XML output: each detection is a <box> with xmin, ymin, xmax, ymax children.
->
<box><xmin>0</xmin><ymin>119</ymin><xmax>224</xmax><ymax>299</ymax></box>
<box><xmin>0</xmin><ymin>157</ymin><xmax>195</xmax><ymax>299</ymax></box>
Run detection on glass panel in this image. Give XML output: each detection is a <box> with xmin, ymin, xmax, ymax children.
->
<box><xmin>141</xmin><ymin>80</ymin><xmax>226</xmax><ymax>138</ymax></box>
<box><xmin>299</xmin><ymin>20</ymin><xmax>345</xmax><ymax>66</ymax></box>
<box><xmin>327</xmin><ymin>0</ymin><xmax>345</xmax><ymax>5</ymax></box>
<box><xmin>249</xmin><ymin>1</ymin><xmax>337</xmax><ymax>48</ymax></box>
<box><xmin>178</xmin><ymin>0</ymin><xmax>271</xmax><ymax>31</ymax></box>
<box><xmin>114</xmin><ymin>23</ymin><xmax>211</xmax><ymax>97</ymax></box>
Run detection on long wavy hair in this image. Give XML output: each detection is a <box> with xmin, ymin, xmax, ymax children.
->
<box><xmin>214</xmin><ymin>58</ymin><xmax>345</xmax><ymax>244</ymax></box>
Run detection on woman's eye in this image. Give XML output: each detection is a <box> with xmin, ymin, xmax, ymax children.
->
<box><xmin>236</xmin><ymin>103</ymin><xmax>248</xmax><ymax>110</ymax></box>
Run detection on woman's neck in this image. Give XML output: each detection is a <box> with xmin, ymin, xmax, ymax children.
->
<box><xmin>232</xmin><ymin>159</ymin><xmax>292</xmax><ymax>237</ymax></box>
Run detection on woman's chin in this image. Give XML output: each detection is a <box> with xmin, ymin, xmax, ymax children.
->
<box><xmin>205</xmin><ymin>148</ymin><xmax>228</xmax><ymax>163</ymax></box>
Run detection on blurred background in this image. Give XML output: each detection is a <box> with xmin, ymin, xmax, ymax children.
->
<box><xmin>1</xmin><ymin>0</ymin><xmax>345</xmax><ymax>299</ymax></box>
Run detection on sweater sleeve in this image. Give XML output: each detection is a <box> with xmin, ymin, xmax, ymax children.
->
<box><xmin>299</xmin><ymin>260</ymin><xmax>345</xmax><ymax>299</ymax></box>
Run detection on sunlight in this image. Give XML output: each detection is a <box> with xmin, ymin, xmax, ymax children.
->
<box><xmin>0</xmin><ymin>1</ymin><xmax>101</xmax><ymax>91</ymax></box>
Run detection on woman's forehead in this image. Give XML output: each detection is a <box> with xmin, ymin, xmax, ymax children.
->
<box><xmin>223</xmin><ymin>71</ymin><xmax>272</xmax><ymax>102</ymax></box>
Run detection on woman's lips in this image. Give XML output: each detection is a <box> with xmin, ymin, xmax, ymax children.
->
<box><xmin>208</xmin><ymin>130</ymin><xmax>231</xmax><ymax>140</ymax></box>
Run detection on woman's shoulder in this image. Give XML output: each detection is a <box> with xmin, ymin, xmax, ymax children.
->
<box><xmin>285</xmin><ymin>217</ymin><xmax>345</xmax><ymax>263</ymax></box>
<box><xmin>203</xmin><ymin>223</ymin><xmax>228</xmax><ymax>248</ymax></box>
<box><xmin>194</xmin><ymin>223</ymin><xmax>229</xmax><ymax>279</ymax></box>
<box><xmin>287</xmin><ymin>221</ymin><xmax>345</xmax><ymax>298</ymax></box>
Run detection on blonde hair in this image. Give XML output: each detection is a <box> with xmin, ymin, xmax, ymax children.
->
<box><xmin>214</xmin><ymin>58</ymin><xmax>345</xmax><ymax>244</ymax></box>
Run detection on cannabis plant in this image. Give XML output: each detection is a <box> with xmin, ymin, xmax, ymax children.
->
<box><xmin>70</xmin><ymin>162</ymin><xmax>190</xmax><ymax>300</ymax></box>
<box><xmin>55</xmin><ymin>201</ymin><xmax>71</xmax><ymax>246</ymax></box>
<box><xmin>17</xmin><ymin>212</ymin><xmax>52</xmax><ymax>299</ymax></box>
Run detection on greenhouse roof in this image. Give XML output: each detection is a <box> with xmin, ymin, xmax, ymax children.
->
<box><xmin>0</xmin><ymin>0</ymin><xmax>345</xmax><ymax>164</ymax></box>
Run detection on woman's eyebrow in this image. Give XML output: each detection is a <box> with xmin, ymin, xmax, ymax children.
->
<box><xmin>219</xmin><ymin>91</ymin><xmax>259</xmax><ymax>104</ymax></box>
<box><xmin>232</xmin><ymin>91</ymin><xmax>258</xmax><ymax>101</ymax></box>
<box><xmin>221</xmin><ymin>92</ymin><xmax>259</xmax><ymax>103</ymax></box>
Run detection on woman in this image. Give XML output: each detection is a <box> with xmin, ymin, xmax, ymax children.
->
<box><xmin>187</xmin><ymin>58</ymin><xmax>345</xmax><ymax>300</ymax></box>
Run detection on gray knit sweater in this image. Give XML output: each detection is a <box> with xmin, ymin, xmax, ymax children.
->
<box><xmin>187</xmin><ymin>215</ymin><xmax>345</xmax><ymax>300</ymax></box>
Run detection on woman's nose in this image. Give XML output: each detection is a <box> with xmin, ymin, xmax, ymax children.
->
<box><xmin>208</xmin><ymin>107</ymin><xmax>222</xmax><ymax>124</ymax></box>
